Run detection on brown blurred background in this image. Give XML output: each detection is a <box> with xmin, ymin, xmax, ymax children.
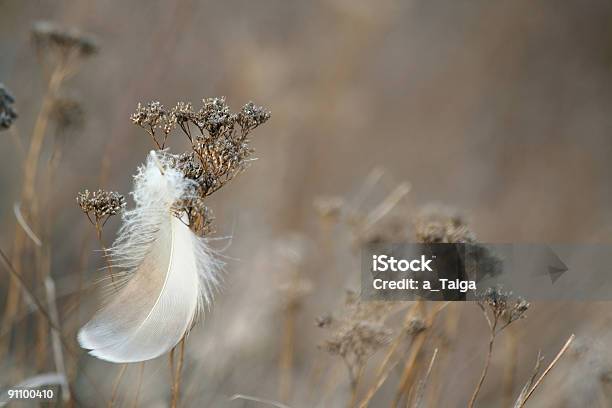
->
<box><xmin>1</xmin><ymin>0</ymin><xmax>612</xmax><ymax>407</ymax></box>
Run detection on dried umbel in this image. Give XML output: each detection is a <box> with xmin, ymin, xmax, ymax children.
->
<box><xmin>31</xmin><ymin>21</ymin><xmax>97</xmax><ymax>58</ymax></box>
<box><xmin>478</xmin><ymin>286</ymin><xmax>530</xmax><ymax>329</ymax></box>
<box><xmin>414</xmin><ymin>205</ymin><xmax>476</xmax><ymax>243</ymax></box>
<box><xmin>130</xmin><ymin>97</ymin><xmax>270</xmax><ymax>233</ymax></box>
<box><xmin>130</xmin><ymin>101</ymin><xmax>176</xmax><ymax>149</ymax></box>
<box><xmin>0</xmin><ymin>83</ymin><xmax>17</xmax><ymax>131</ymax></box>
<box><xmin>77</xmin><ymin>189</ymin><xmax>126</xmax><ymax>227</ymax></box>
<box><xmin>176</xmin><ymin>196</ymin><xmax>215</xmax><ymax>237</ymax></box>
<box><xmin>323</xmin><ymin>320</ymin><xmax>392</xmax><ymax>370</ymax></box>
<box><xmin>319</xmin><ymin>291</ymin><xmax>394</xmax><ymax>386</ymax></box>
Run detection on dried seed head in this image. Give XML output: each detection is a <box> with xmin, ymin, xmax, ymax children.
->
<box><xmin>237</xmin><ymin>101</ymin><xmax>271</xmax><ymax>133</ymax></box>
<box><xmin>172</xmin><ymin>101</ymin><xmax>194</xmax><ymax>122</ymax></box>
<box><xmin>170</xmin><ymin>151</ymin><xmax>204</xmax><ymax>181</ymax></box>
<box><xmin>130</xmin><ymin>101</ymin><xmax>176</xmax><ymax>148</ymax></box>
<box><xmin>414</xmin><ymin>205</ymin><xmax>475</xmax><ymax>243</ymax></box>
<box><xmin>0</xmin><ymin>83</ymin><xmax>17</xmax><ymax>131</ymax></box>
<box><xmin>130</xmin><ymin>96</ymin><xmax>269</xmax><ymax>236</ymax></box>
<box><xmin>322</xmin><ymin>320</ymin><xmax>392</xmax><ymax>365</ymax></box>
<box><xmin>319</xmin><ymin>290</ymin><xmax>395</xmax><ymax>382</ymax></box>
<box><xmin>130</xmin><ymin>101</ymin><xmax>165</xmax><ymax>130</ymax></box>
<box><xmin>31</xmin><ymin>21</ymin><xmax>97</xmax><ymax>57</ymax></box>
<box><xmin>478</xmin><ymin>286</ymin><xmax>530</xmax><ymax>326</ymax></box>
<box><xmin>176</xmin><ymin>196</ymin><xmax>215</xmax><ymax>236</ymax></box>
<box><xmin>195</xmin><ymin>97</ymin><xmax>234</xmax><ymax>136</ymax></box>
<box><xmin>77</xmin><ymin>189</ymin><xmax>125</xmax><ymax>226</ymax></box>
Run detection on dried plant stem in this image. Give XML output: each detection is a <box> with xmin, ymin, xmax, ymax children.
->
<box><xmin>503</xmin><ymin>326</ymin><xmax>519</xmax><ymax>407</ymax></box>
<box><xmin>0</xmin><ymin>247</ymin><xmax>107</xmax><ymax>402</ymax></box>
<box><xmin>374</xmin><ymin>303</ymin><xmax>420</xmax><ymax>380</ymax></box>
<box><xmin>410</xmin><ymin>348</ymin><xmax>438</xmax><ymax>408</ymax></box>
<box><xmin>515</xmin><ymin>334</ymin><xmax>575</xmax><ymax>408</ymax></box>
<box><xmin>358</xmin><ymin>360</ymin><xmax>400</xmax><ymax>408</ymax></box>
<box><xmin>427</xmin><ymin>304</ymin><xmax>460</xmax><ymax>407</ymax></box>
<box><xmin>348</xmin><ymin>365</ymin><xmax>365</xmax><ymax>408</ymax></box>
<box><xmin>360</xmin><ymin>182</ymin><xmax>411</xmax><ymax>237</ymax></box>
<box><xmin>468</xmin><ymin>317</ymin><xmax>498</xmax><ymax>408</ymax></box>
<box><xmin>108</xmin><ymin>363</ymin><xmax>128</xmax><ymax>408</ymax></box>
<box><xmin>94</xmin><ymin>224</ymin><xmax>117</xmax><ymax>287</ymax></box>
<box><xmin>279</xmin><ymin>299</ymin><xmax>297</xmax><ymax>402</ymax></box>
<box><xmin>392</xmin><ymin>302</ymin><xmax>447</xmax><ymax>408</ymax></box>
<box><xmin>0</xmin><ymin>64</ymin><xmax>66</xmax><ymax>358</ymax></box>
<box><xmin>357</xmin><ymin>304</ymin><xmax>420</xmax><ymax>407</ymax></box>
<box><xmin>36</xmin><ymin>145</ymin><xmax>65</xmax><ymax>371</ymax></box>
<box><xmin>392</xmin><ymin>327</ymin><xmax>427</xmax><ymax>408</ymax></box>
<box><xmin>44</xmin><ymin>277</ymin><xmax>70</xmax><ymax>402</ymax></box>
<box><xmin>171</xmin><ymin>337</ymin><xmax>186</xmax><ymax>408</ymax></box>
<box><xmin>169</xmin><ymin>347</ymin><xmax>175</xmax><ymax>399</ymax></box>
<box><xmin>132</xmin><ymin>362</ymin><xmax>146</xmax><ymax>408</ymax></box>
<box><xmin>229</xmin><ymin>394</ymin><xmax>293</xmax><ymax>408</ymax></box>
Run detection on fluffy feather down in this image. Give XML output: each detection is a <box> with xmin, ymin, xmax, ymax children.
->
<box><xmin>78</xmin><ymin>151</ymin><xmax>221</xmax><ymax>363</ymax></box>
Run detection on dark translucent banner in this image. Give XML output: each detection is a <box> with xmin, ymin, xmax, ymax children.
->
<box><xmin>361</xmin><ymin>243</ymin><xmax>612</xmax><ymax>301</ymax></box>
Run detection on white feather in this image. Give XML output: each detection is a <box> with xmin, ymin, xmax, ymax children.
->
<box><xmin>78</xmin><ymin>151</ymin><xmax>221</xmax><ymax>363</ymax></box>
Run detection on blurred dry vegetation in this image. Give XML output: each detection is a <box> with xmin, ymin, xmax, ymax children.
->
<box><xmin>2</xmin><ymin>0</ymin><xmax>612</xmax><ymax>407</ymax></box>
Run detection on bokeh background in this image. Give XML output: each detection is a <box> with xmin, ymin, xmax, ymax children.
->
<box><xmin>1</xmin><ymin>0</ymin><xmax>612</xmax><ymax>407</ymax></box>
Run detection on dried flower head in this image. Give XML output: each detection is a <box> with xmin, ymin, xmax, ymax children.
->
<box><xmin>31</xmin><ymin>21</ymin><xmax>97</xmax><ymax>58</ymax></box>
<box><xmin>130</xmin><ymin>101</ymin><xmax>176</xmax><ymax>149</ymax></box>
<box><xmin>323</xmin><ymin>320</ymin><xmax>392</xmax><ymax>376</ymax></box>
<box><xmin>130</xmin><ymin>97</ymin><xmax>269</xmax><ymax>237</ymax></box>
<box><xmin>133</xmin><ymin>97</ymin><xmax>270</xmax><ymax>197</ymax></box>
<box><xmin>195</xmin><ymin>97</ymin><xmax>234</xmax><ymax>136</ymax></box>
<box><xmin>175</xmin><ymin>196</ymin><xmax>215</xmax><ymax>237</ymax></box>
<box><xmin>319</xmin><ymin>290</ymin><xmax>394</xmax><ymax>386</ymax></box>
<box><xmin>169</xmin><ymin>151</ymin><xmax>204</xmax><ymax>181</ymax></box>
<box><xmin>171</xmin><ymin>101</ymin><xmax>195</xmax><ymax>139</ymax></box>
<box><xmin>237</xmin><ymin>101</ymin><xmax>271</xmax><ymax>133</ymax></box>
<box><xmin>414</xmin><ymin>205</ymin><xmax>475</xmax><ymax>243</ymax></box>
<box><xmin>77</xmin><ymin>189</ymin><xmax>125</xmax><ymax>227</ymax></box>
<box><xmin>0</xmin><ymin>83</ymin><xmax>17</xmax><ymax>131</ymax></box>
<box><xmin>478</xmin><ymin>286</ymin><xmax>530</xmax><ymax>328</ymax></box>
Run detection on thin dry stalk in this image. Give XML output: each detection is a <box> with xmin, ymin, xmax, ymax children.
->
<box><xmin>348</xmin><ymin>365</ymin><xmax>365</xmax><ymax>408</ymax></box>
<box><xmin>279</xmin><ymin>299</ymin><xmax>298</xmax><ymax>402</ymax></box>
<box><xmin>392</xmin><ymin>328</ymin><xmax>427</xmax><ymax>408</ymax></box>
<box><xmin>513</xmin><ymin>351</ymin><xmax>543</xmax><ymax>408</ymax></box>
<box><xmin>1</xmin><ymin>64</ymin><xmax>65</xmax><ymax>358</ymax></box>
<box><xmin>373</xmin><ymin>304</ymin><xmax>419</xmax><ymax>380</ymax></box>
<box><xmin>356</xmin><ymin>303</ymin><xmax>421</xmax><ymax>408</ymax></box>
<box><xmin>0</xmin><ymin>248</ymin><xmax>107</xmax><ymax>402</ymax></box>
<box><xmin>44</xmin><ymin>277</ymin><xmax>70</xmax><ymax>402</ymax></box>
<box><xmin>515</xmin><ymin>334</ymin><xmax>575</xmax><ymax>408</ymax></box>
<box><xmin>410</xmin><ymin>348</ymin><xmax>438</xmax><ymax>408</ymax></box>
<box><xmin>392</xmin><ymin>302</ymin><xmax>447</xmax><ymax>408</ymax></box>
<box><xmin>358</xmin><ymin>360</ymin><xmax>400</xmax><ymax>408</ymax></box>
<box><xmin>171</xmin><ymin>337</ymin><xmax>186</xmax><ymax>408</ymax></box>
<box><xmin>427</xmin><ymin>304</ymin><xmax>460</xmax><ymax>407</ymax></box>
<box><xmin>132</xmin><ymin>362</ymin><xmax>146</xmax><ymax>408</ymax></box>
<box><xmin>230</xmin><ymin>394</ymin><xmax>293</xmax><ymax>408</ymax></box>
<box><xmin>503</xmin><ymin>326</ymin><xmax>519</xmax><ymax>407</ymax></box>
<box><xmin>469</xmin><ymin>288</ymin><xmax>529</xmax><ymax>408</ymax></box>
<box><xmin>108</xmin><ymin>363</ymin><xmax>128</xmax><ymax>408</ymax></box>
<box><xmin>468</xmin><ymin>318</ymin><xmax>498</xmax><ymax>408</ymax></box>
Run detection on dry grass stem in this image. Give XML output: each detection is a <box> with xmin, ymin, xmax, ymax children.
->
<box><xmin>515</xmin><ymin>334</ymin><xmax>575</xmax><ymax>407</ymax></box>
